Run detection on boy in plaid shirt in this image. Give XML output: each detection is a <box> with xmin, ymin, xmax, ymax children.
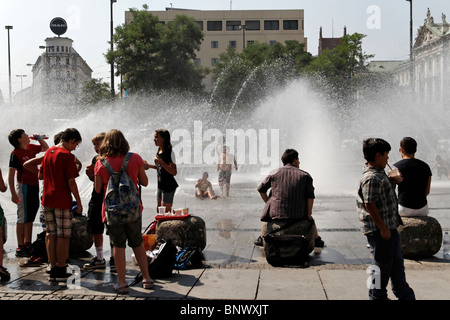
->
<box><xmin>357</xmin><ymin>138</ymin><xmax>415</xmax><ymax>300</ymax></box>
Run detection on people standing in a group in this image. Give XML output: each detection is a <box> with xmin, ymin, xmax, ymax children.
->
<box><xmin>8</xmin><ymin>129</ymin><xmax>49</xmax><ymax>257</ymax></box>
<box><xmin>94</xmin><ymin>129</ymin><xmax>153</xmax><ymax>293</ymax></box>
<box><xmin>83</xmin><ymin>132</ymin><xmax>116</xmax><ymax>271</ymax></box>
<box><xmin>394</xmin><ymin>137</ymin><xmax>432</xmax><ymax>217</ymax></box>
<box><xmin>39</xmin><ymin>128</ymin><xmax>83</xmax><ymax>282</ymax></box>
<box><xmin>357</xmin><ymin>138</ymin><xmax>415</xmax><ymax>300</ymax></box>
<box><xmin>0</xmin><ymin>168</ymin><xmax>10</xmax><ymax>281</ymax></box>
<box><xmin>145</xmin><ymin>129</ymin><xmax>178</xmax><ymax>213</ymax></box>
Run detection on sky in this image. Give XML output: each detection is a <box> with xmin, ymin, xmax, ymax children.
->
<box><xmin>0</xmin><ymin>0</ymin><xmax>448</xmax><ymax>101</ymax></box>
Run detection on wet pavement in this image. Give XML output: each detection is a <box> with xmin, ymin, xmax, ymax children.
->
<box><xmin>0</xmin><ymin>173</ymin><xmax>450</xmax><ymax>304</ymax></box>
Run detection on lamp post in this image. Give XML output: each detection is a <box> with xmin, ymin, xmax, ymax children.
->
<box><xmin>110</xmin><ymin>0</ymin><xmax>117</xmax><ymax>100</ymax></box>
<box><xmin>16</xmin><ymin>74</ymin><xmax>27</xmax><ymax>105</ymax></box>
<box><xmin>239</xmin><ymin>24</ymin><xmax>246</xmax><ymax>50</ymax></box>
<box><xmin>406</xmin><ymin>0</ymin><xmax>414</xmax><ymax>92</ymax></box>
<box><xmin>5</xmin><ymin>26</ymin><xmax>13</xmax><ymax>104</ymax></box>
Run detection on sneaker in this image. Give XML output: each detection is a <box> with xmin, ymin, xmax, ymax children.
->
<box><xmin>314</xmin><ymin>236</ymin><xmax>325</xmax><ymax>254</ymax></box>
<box><xmin>254</xmin><ymin>236</ymin><xmax>263</xmax><ymax>247</ymax></box>
<box><xmin>109</xmin><ymin>257</ymin><xmax>116</xmax><ymax>272</ymax></box>
<box><xmin>48</xmin><ymin>266</ymin><xmax>72</xmax><ymax>282</ymax></box>
<box><xmin>19</xmin><ymin>256</ymin><xmax>44</xmax><ymax>267</ymax></box>
<box><xmin>0</xmin><ymin>266</ymin><xmax>10</xmax><ymax>281</ymax></box>
<box><xmin>15</xmin><ymin>246</ymin><xmax>31</xmax><ymax>258</ymax></box>
<box><xmin>83</xmin><ymin>257</ymin><xmax>106</xmax><ymax>270</ymax></box>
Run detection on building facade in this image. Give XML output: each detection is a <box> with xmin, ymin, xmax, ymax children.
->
<box><xmin>31</xmin><ymin>37</ymin><xmax>92</xmax><ymax>105</ymax></box>
<box><xmin>394</xmin><ymin>8</ymin><xmax>450</xmax><ymax>111</ymax></box>
<box><xmin>125</xmin><ymin>8</ymin><xmax>306</xmax><ymax>90</ymax></box>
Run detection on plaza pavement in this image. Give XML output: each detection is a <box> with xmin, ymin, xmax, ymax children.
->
<box><xmin>0</xmin><ymin>172</ymin><xmax>449</xmax><ymax>305</ymax></box>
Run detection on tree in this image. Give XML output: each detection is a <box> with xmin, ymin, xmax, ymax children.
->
<box><xmin>211</xmin><ymin>40</ymin><xmax>312</xmax><ymax>109</ymax></box>
<box><xmin>106</xmin><ymin>5</ymin><xmax>206</xmax><ymax>95</ymax></box>
<box><xmin>80</xmin><ymin>78</ymin><xmax>111</xmax><ymax>106</ymax></box>
<box><xmin>304</xmin><ymin>32</ymin><xmax>373</xmax><ymax>109</ymax></box>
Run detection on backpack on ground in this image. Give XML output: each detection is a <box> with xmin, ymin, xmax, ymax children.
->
<box><xmin>130</xmin><ymin>239</ymin><xmax>177</xmax><ymax>286</ymax></box>
<box><xmin>174</xmin><ymin>246</ymin><xmax>204</xmax><ymax>270</ymax></box>
<box><xmin>30</xmin><ymin>231</ymin><xmax>48</xmax><ymax>262</ymax></box>
<box><xmin>101</xmin><ymin>153</ymin><xmax>141</xmax><ymax>226</ymax></box>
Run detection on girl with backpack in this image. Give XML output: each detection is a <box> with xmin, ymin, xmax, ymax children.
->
<box><xmin>94</xmin><ymin>129</ymin><xmax>154</xmax><ymax>293</ymax></box>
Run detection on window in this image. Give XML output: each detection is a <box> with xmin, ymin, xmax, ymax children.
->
<box><xmin>283</xmin><ymin>20</ymin><xmax>298</xmax><ymax>30</ymax></box>
<box><xmin>226</xmin><ymin>20</ymin><xmax>241</xmax><ymax>31</ymax></box>
<box><xmin>229</xmin><ymin>40</ymin><xmax>237</xmax><ymax>48</ymax></box>
<box><xmin>196</xmin><ymin>21</ymin><xmax>203</xmax><ymax>31</ymax></box>
<box><xmin>264</xmin><ymin>20</ymin><xmax>279</xmax><ymax>30</ymax></box>
<box><xmin>211</xmin><ymin>58</ymin><xmax>219</xmax><ymax>66</ymax></box>
<box><xmin>247</xmin><ymin>40</ymin><xmax>255</xmax><ymax>46</ymax></box>
<box><xmin>211</xmin><ymin>41</ymin><xmax>219</xmax><ymax>49</ymax></box>
<box><xmin>194</xmin><ymin>58</ymin><xmax>201</xmax><ymax>66</ymax></box>
<box><xmin>245</xmin><ymin>20</ymin><xmax>260</xmax><ymax>30</ymax></box>
<box><xmin>207</xmin><ymin>21</ymin><xmax>222</xmax><ymax>31</ymax></box>
<box><xmin>269</xmin><ymin>40</ymin><xmax>277</xmax><ymax>46</ymax></box>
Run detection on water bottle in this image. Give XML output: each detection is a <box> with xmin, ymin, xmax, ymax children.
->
<box><xmin>30</xmin><ymin>134</ymin><xmax>48</xmax><ymax>140</ymax></box>
<box><xmin>443</xmin><ymin>232</ymin><xmax>450</xmax><ymax>260</ymax></box>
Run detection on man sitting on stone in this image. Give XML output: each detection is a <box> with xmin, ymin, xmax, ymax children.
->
<box><xmin>254</xmin><ymin>149</ymin><xmax>324</xmax><ymax>253</ymax></box>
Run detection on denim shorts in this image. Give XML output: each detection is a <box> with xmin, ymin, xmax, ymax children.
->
<box><xmin>157</xmin><ymin>189</ymin><xmax>175</xmax><ymax>204</ymax></box>
<box><xmin>106</xmin><ymin>219</ymin><xmax>143</xmax><ymax>248</ymax></box>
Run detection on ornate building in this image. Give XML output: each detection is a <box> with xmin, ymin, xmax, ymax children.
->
<box><xmin>31</xmin><ymin>36</ymin><xmax>92</xmax><ymax>105</ymax></box>
<box><xmin>394</xmin><ymin>8</ymin><xmax>450</xmax><ymax>111</ymax></box>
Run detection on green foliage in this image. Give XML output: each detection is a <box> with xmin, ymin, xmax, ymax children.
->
<box><xmin>211</xmin><ymin>40</ymin><xmax>312</xmax><ymax>109</ymax></box>
<box><xmin>80</xmin><ymin>78</ymin><xmax>111</xmax><ymax>106</ymax></box>
<box><xmin>106</xmin><ymin>6</ymin><xmax>206</xmax><ymax>95</ymax></box>
<box><xmin>304</xmin><ymin>33</ymin><xmax>374</xmax><ymax>108</ymax></box>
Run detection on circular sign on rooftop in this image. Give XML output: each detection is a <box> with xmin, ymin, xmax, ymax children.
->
<box><xmin>50</xmin><ymin>17</ymin><xmax>67</xmax><ymax>36</ymax></box>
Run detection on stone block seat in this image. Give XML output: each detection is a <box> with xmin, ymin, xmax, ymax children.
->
<box><xmin>155</xmin><ymin>215</ymin><xmax>206</xmax><ymax>250</ymax></box>
<box><xmin>70</xmin><ymin>215</ymin><xmax>93</xmax><ymax>255</ymax></box>
<box><xmin>397</xmin><ymin>216</ymin><xmax>442</xmax><ymax>259</ymax></box>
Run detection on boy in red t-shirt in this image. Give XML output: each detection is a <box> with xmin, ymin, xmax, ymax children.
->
<box><xmin>8</xmin><ymin>129</ymin><xmax>48</xmax><ymax>257</ymax></box>
<box><xmin>39</xmin><ymin>128</ymin><xmax>83</xmax><ymax>282</ymax></box>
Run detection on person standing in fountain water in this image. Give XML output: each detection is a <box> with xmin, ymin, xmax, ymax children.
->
<box><xmin>357</xmin><ymin>138</ymin><xmax>415</xmax><ymax>300</ymax></box>
<box><xmin>394</xmin><ymin>137</ymin><xmax>432</xmax><ymax>217</ymax></box>
<box><xmin>217</xmin><ymin>146</ymin><xmax>237</xmax><ymax>197</ymax></box>
<box><xmin>145</xmin><ymin>129</ymin><xmax>178</xmax><ymax>213</ymax></box>
<box><xmin>8</xmin><ymin>129</ymin><xmax>49</xmax><ymax>258</ymax></box>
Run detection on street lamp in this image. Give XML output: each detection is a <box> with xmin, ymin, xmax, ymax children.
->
<box><xmin>16</xmin><ymin>75</ymin><xmax>27</xmax><ymax>91</ymax></box>
<box><xmin>110</xmin><ymin>0</ymin><xmax>117</xmax><ymax>100</ymax></box>
<box><xmin>406</xmin><ymin>0</ymin><xmax>414</xmax><ymax>91</ymax></box>
<box><xmin>5</xmin><ymin>26</ymin><xmax>13</xmax><ymax>104</ymax></box>
<box><xmin>239</xmin><ymin>24</ymin><xmax>246</xmax><ymax>50</ymax></box>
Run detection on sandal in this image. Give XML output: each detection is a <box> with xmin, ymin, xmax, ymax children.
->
<box><xmin>143</xmin><ymin>278</ymin><xmax>154</xmax><ymax>289</ymax></box>
<box><xmin>113</xmin><ymin>282</ymin><xmax>129</xmax><ymax>294</ymax></box>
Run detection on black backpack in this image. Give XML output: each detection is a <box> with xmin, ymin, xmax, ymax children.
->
<box><xmin>148</xmin><ymin>239</ymin><xmax>177</xmax><ymax>278</ymax></box>
<box><xmin>131</xmin><ymin>239</ymin><xmax>177</xmax><ymax>286</ymax></box>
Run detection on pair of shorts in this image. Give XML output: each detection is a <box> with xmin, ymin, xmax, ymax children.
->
<box><xmin>218</xmin><ymin>170</ymin><xmax>232</xmax><ymax>184</ymax></box>
<box><xmin>157</xmin><ymin>189</ymin><xmax>175</xmax><ymax>204</ymax></box>
<box><xmin>16</xmin><ymin>183</ymin><xmax>40</xmax><ymax>223</ymax></box>
<box><xmin>44</xmin><ymin>207</ymin><xmax>72</xmax><ymax>238</ymax></box>
<box><xmin>87</xmin><ymin>193</ymin><xmax>105</xmax><ymax>235</ymax></box>
<box><xmin>0</xmin><ymin>205</ymin><xmax>4</xmax><ymax>227</ymax></box>
<box><xmin>106</xmin><ymin>219</ymin><xmax>142</xmax><ymax>248</ymax></box>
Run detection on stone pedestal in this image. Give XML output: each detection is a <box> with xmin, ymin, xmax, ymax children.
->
<box><xmin>262</xmin><ymin>220</ymin><xmax>315</xmax><ymax>253</ymax></box>
<box><xmin>397</xmin><ymin>216</ymin><xmax>442</xmax><ymax>259</ymax></box>
<box><xmin>69</xmin><ymin>215</ymin><xmax>93</xmax><ymax>255</ymax></box>
<box><xmin>155</xmin><ymin>216</ymin><xmax>206</xmax><ymax>250</ymax></box>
